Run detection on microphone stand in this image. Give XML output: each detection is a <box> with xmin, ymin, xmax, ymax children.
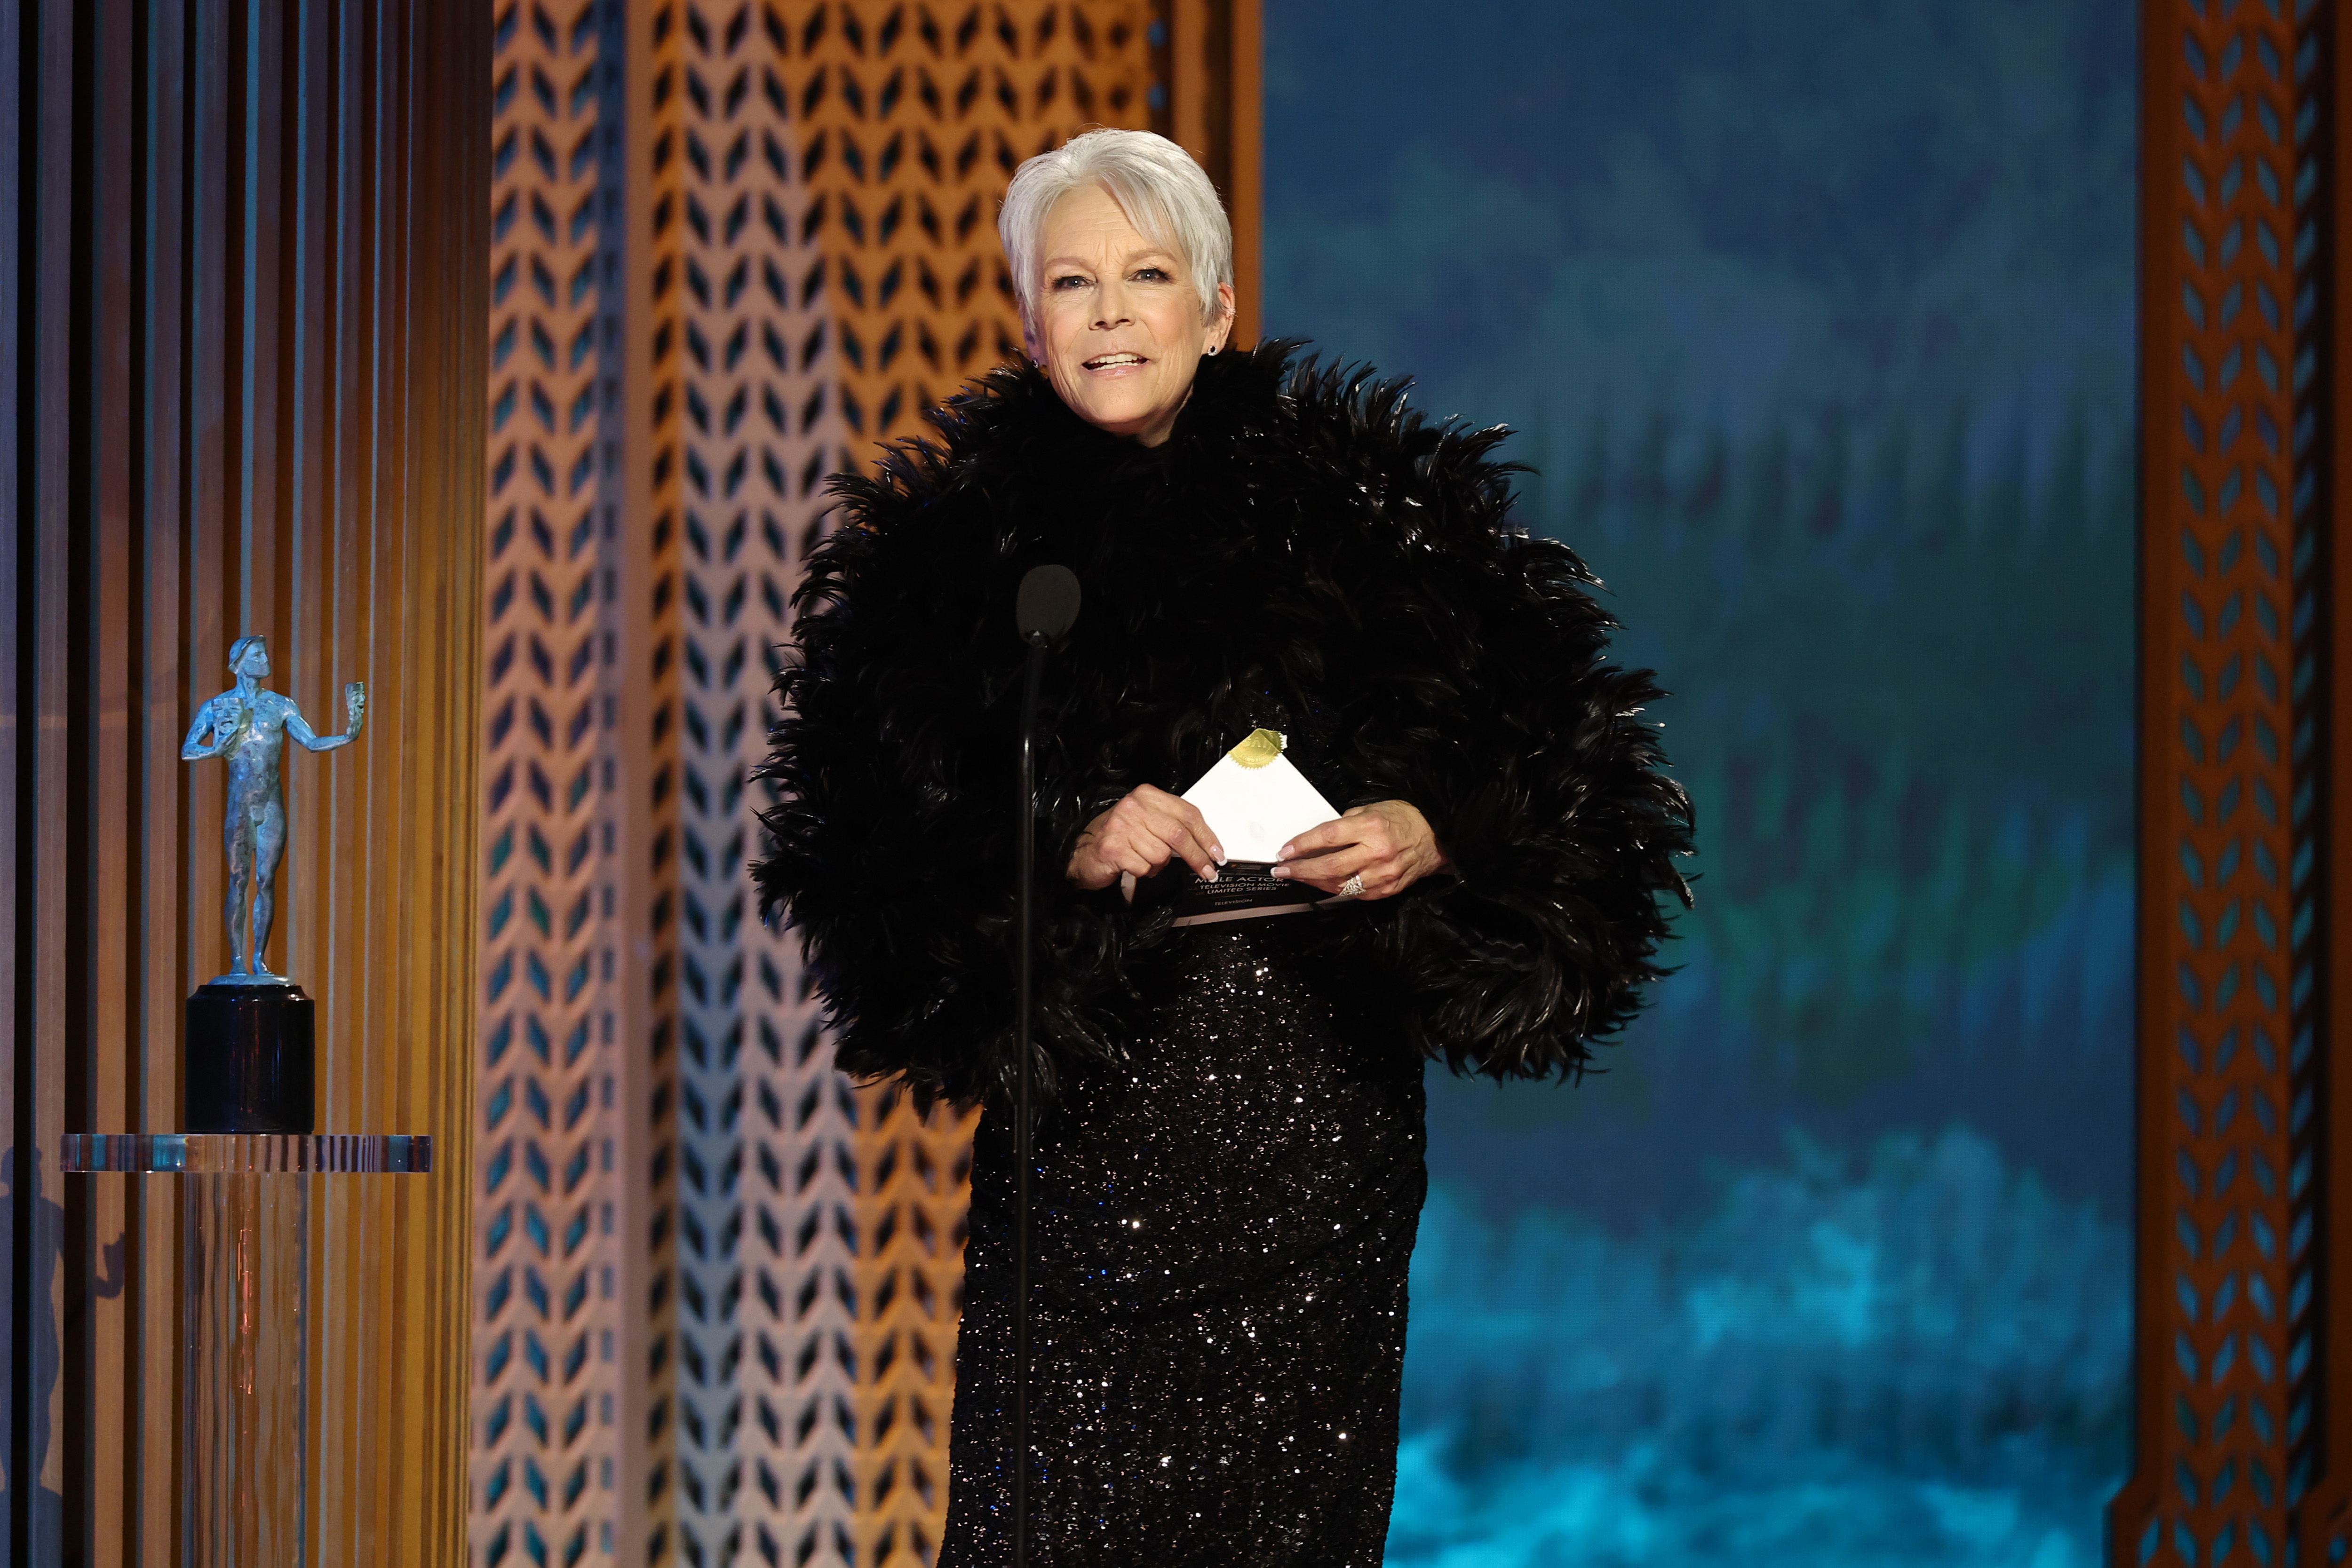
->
<box><xmin>1007</xmin><ymin>561</ymin><xmax>1073</xmax><ymax>1567</ymax></box>
<box><xmin>1012</xmin><ymin>630</ymin><xmax>1047</xmax><ymax>1568</ymax></box>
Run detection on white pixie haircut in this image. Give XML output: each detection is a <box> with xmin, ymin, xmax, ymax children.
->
<box><xmin>999</xmin><ymin>128</ymin><xmax>1233</xmax><ymax>330</ymax></box>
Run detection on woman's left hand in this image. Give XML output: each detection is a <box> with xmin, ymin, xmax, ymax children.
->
<box><xmin>1271</xmin><ymin>800</ymin><xmax>1449</xmax><ymax>900</ymax></box>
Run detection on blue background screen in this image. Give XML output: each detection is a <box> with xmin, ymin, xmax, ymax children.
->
<box><xmin>1262</xmin><ymin>4</ymin><xmax>2139</xmax><ymax>1562</ymax></box>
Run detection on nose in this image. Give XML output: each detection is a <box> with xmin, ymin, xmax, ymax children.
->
<box><xmin>1092</xmin><ymin>276</ymin><xmax>1132</xmax><ymax>331</ymax></box>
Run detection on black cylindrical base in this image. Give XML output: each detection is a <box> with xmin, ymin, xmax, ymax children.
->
<box><xmin>185</xmin><ymin>982</ymin><xmax>316</xmax><ymax>1133</ymax></box>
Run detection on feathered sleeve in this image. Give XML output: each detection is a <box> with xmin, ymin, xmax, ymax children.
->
<box><xmin>1301</xmin><ymin>370</ymin><xmax>1695</xmax><ymax>1081</ymax></box>
<box><xmin>751</xmin><ymin>451</ymin><xmax>1131</xmax><ymax>1111</ymax></box>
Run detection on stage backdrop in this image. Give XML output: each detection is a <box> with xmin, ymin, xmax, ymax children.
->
<box><xmin>1263</xmin><ymin>2</ymin><xmax>2138</xmax><ymax>1562</ymax></box>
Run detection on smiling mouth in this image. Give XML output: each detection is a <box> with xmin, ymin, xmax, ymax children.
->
<box><xmin>1083</xmin><ymin>352</ymin><xmax>1148</xmax><ymax>369</ymax></box>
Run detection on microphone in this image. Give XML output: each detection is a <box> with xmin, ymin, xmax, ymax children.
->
<box><xmin>1016</xmin><ymin>563</ymin><xmax>1081</xmax><ymax>647</ymax></box>
<box><xmin>1010</xmin><ymin>563</ymin><xmax>1078</xmax><ymax>1568</ymax></box>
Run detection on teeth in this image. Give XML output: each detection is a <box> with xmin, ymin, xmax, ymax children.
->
<box><xmin>1087</xmin><ymin>353</ymin><xmax>1144</xmax><ymax>367</ymax></box>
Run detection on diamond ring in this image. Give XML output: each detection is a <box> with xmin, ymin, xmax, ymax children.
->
<box><xmin>1339</xmin><ymin>873</ymin><xmax>1366</xmax><ymax>898</ymax></box>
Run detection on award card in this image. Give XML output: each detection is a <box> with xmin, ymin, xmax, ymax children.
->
<box><xmin>1126</xmin><ymin>729</ymin><xmax>1356</xmax><ymax>927</ymax></box>
<box><xmin>1182</xmin><ymin>727</ymin><xmax>1342</xmax><ymax>864</ymax></box>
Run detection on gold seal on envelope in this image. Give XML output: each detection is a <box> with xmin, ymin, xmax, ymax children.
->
<box><xmin>1229</xmin><ymin>729</ymin><xmax>1286</xmax><ymax>769</ymax></box>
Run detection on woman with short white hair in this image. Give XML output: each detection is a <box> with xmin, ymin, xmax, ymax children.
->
<box><xmin>758</xmin><ymin>128</ymin><xmax>1691</xmax><ymax>1563</ymax></box>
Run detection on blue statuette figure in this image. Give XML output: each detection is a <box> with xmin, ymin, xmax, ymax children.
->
<box><xmin>178</xmin><ymin>634</ymin><xmax>366</xmax><ymax>1132</ymax></box>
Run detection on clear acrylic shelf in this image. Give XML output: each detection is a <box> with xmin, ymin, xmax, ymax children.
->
<box><xmin>61</xmin><ymin>1132</ymin><xmax>431</xmax><ymax>1173</ymax></box>
<box><xmin>60</xmin><ymin>1132</ymin><xmax>429</xmax><ymax>1564</ymax></box>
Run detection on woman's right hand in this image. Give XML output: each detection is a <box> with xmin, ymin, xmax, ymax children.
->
<box><xmin>1065</xmin><ymin>784</ymin><xmax>1225</xmax><ymax>891</ymax></box>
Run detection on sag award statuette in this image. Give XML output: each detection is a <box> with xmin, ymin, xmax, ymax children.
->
<box><xmin>178</xmin><ymin>634</ymin><xmax>367</xmax><ymax>1134</ymax></box>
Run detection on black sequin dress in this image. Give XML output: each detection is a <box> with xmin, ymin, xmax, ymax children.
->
<box><xmin>941</xmin><ymin>916</ymin><xmax>1427</xmax><ymax>1568</ymax></box>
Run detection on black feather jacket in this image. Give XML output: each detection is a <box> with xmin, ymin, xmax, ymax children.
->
<box><xmin>753</xmin><ymin>341</ymin><xmax>1692</xmax><ymax>1109</ymax></box>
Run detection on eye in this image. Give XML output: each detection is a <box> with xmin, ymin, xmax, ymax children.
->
<box><xmin>1049</xmin><ymin>272</ymin><xmax>1089</xmax><ymax>291</ymax></box>
<box><xmin>1132</xmin><ymin>267</ymin><xmax>1170</xmax><ymax>283</ymax></box>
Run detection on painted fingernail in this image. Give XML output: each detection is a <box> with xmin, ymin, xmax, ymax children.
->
<box><xmin>1276</xmin><ymin>844</ymin><xmax>1293</xmax><ymax>861</ymax></box>
<box><xmin>1270</xmin><ymin>865</ymin><xmax>1290</xmax><ymax>879</ymax></box>
<box><xmin>1212</xmin><ymin>845</ymin><xmax>1226</xmax><ymax>864</ymax></box>
<box><xmin>1202</xmin><ymin>863</ymin><xmax>1219</xmax><ymax>883</ymax></box>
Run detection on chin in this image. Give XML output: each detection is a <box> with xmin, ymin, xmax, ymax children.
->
<box><xmin>1094</xmin><ymin>402</ymin><xmax>1163</xmax><ymax>434</ymax></box>
<box><xmin>1072</xmin><ymin>395</ymin><xmax>1164</xmax><ymax>436</ymax></box>
<box><xmin>1046</xmin><ymin>358</ymin><xmax>1185</xmax><ymax>428</ymax></box>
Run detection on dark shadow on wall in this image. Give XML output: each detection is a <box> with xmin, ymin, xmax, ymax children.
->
<box><xmin>4</xmin><ymin>1143</ymin><xmax>66</xmax><ymax>1562</ymax></box>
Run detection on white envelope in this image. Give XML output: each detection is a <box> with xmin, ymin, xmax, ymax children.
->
<box><xmin>1180</xmin><ymin>729</ymin><xmax>1341</xmax><ymax>864</ymax></box>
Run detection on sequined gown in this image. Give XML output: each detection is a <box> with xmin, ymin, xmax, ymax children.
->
<box><xmin>939</xmin><ymin>915</ymin><xmax>1428</xmax><ymax>1567</ymax></box>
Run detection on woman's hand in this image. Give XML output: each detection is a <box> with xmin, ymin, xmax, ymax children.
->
<box><xmin>1066</xmin><ymin>784</ymin><xmax>1225</xmax><ymax>891</ymax></box>
<box><xmin>1272</xmin><ymin>801</ymin><xmax>1448</xmax><ymax>900</ymax></box>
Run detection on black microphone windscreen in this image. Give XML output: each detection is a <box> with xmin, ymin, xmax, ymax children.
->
<box><xmin>1015</xmin><ymin>564</ymin><xmax>1082</xmax><ymax>645</ymax></box>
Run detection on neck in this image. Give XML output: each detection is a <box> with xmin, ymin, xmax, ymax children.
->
<box><xmin>1127</xmin><ymin>382</ymin><xmax>1194</xmax><ymax>449</ymax></box>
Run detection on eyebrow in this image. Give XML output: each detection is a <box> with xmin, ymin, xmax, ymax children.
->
<box><xmin>1041</xmin><ymin>245</ymin><xmax>1180</xmax><ymax>273</ymax></box>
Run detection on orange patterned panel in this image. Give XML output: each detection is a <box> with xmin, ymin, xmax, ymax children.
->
<box><xmin>621</xmin><ymin>7</ymin><xmax>1162</xmax><ymax>1568</ymax></box>
<box><xmin>2115</xmin><ymin>4</ymin><xmax>2328</xmax><ymax>1565</ymax></box>
<box><xmin>474</xmin><ymin>5</ymin><xmax>636</xmax><ymax>1567</ymax></box>
<box><xmin>785</xmin><ymin>1</ymin><xmax>1163</xmax><ymax>452</ymax></box>
<box><xmin>482</xmin><ymin>5</ymin><xmax>1268</xmax><ymax>1564</ymax></box>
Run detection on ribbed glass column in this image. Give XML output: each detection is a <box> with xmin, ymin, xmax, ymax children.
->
<box><xmin>61</xmin><ymin>1135</ymin><xmax>432</xmax><ymax>1562</ymax></box>
<box><xmin>183</xmin><ymin>1173</ymin><xmax>309</xmax><ymax>1567</ymax></box>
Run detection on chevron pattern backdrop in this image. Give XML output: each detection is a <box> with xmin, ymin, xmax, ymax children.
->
<box><xmin>472</xmin><ymin>5</ymin><xmax>1245</xmax><ymax>1563</ymax></box>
